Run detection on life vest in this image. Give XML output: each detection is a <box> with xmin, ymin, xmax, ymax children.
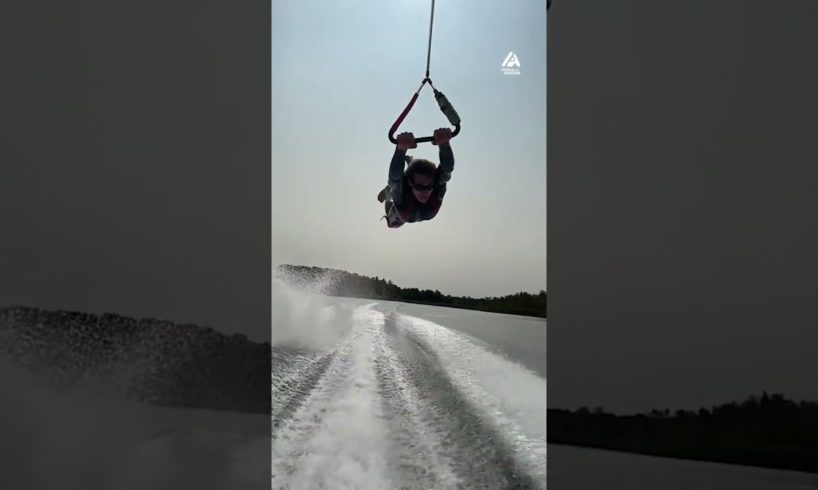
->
<box><xmin>386</xmin><ymin>180</ymin><xmax>443</xmax><ymax>228</ymax></box>
<box><xmin>396</xmin><ymin>191</ymin><xmax>442</xmax><ymax>223</ymax></box>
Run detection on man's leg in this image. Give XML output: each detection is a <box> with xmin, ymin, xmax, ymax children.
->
<box><xmin>377</xmin><ymin>184</ymin><xmax>391</xmax><ymax>203</ymax></box>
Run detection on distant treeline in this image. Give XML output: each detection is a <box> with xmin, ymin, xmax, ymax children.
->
<box><xmin>548</xmin><ymin>393</ymin><xmax>818</xmax><ymax>474</ymax></box>
<box><xmin>276</xmin><ymin>264</ymin><xmax>546</xmax><ymax>318</ymax></box>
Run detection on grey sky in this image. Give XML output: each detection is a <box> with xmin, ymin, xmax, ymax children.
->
<box><xmin>548</xmin><ymin>0</ymin><xmax>818</xmax><ymax>413</ymax></box>
<box><xmin>272</xmin><ymin>0</ymin><xmax>547</xmax><ymax>298</ymax></box>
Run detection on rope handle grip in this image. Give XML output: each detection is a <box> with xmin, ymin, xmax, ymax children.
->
<box><xmin>388</xmin><ymin>80</ymin><xmax>461</xmax><ymax>145</ymax></box>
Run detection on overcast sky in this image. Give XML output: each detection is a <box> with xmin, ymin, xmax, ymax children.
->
<box><xmin>272</xmin><ymin>0</ymin><xmax>547</xmax><ymax>298</ymax></box>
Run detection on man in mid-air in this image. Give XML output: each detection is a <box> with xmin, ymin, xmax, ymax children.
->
<box><xmin>377</xmin><ymin>128</ymin><xmax>454</xmax><ymax>228</ymax></box>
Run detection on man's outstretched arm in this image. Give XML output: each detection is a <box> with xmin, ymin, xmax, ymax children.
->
<box><xmin>434</xmin><ymin>129</ymin><xmax>454</xmax><ymax>199</ymax></box>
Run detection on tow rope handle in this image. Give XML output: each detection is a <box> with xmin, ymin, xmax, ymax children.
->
<box><xmin>388</xmin><ymin>78</ymin><xmax>461</xmax><ymax>145</ymax></box>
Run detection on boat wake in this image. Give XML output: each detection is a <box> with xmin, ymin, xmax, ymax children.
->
<box><xmin>271</xmin><ymin>302</ymin><xmax>547</xmax><ymax>489</ymax></box>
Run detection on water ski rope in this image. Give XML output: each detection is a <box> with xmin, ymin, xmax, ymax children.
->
<box><xmin>388</xmin><ymin>0</ymin><xmax>461</xmax><ymax>145</ymax></box>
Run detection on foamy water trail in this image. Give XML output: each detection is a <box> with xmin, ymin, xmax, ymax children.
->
<box><xmin>271</xmin><ymin>300</ymin><xmax>546</xmax><ymax>489</ymax></box>
<box><xmin>271</xmin><ymin>278</ymin><xmax>354</xmax><ymax>351</ymax></box>
<box><xmin>272</xmin><ymin>306</ymin><xmax>390</xmax><ymax>489</ymax></box>
<box><xmin>399</xmin><ymin>314</ymin><xmax>548</xmax><ymax>482</ymax></box>
<box><xmin>372</xmin><ymin>319</ymin><xmax>462</xmax><ymax>488</ymax></box>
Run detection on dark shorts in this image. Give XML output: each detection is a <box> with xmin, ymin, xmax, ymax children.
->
<box><xmin>384</xmin><ymin>201</ymin><xmax>405</xmax><ymax>228</ymax></box>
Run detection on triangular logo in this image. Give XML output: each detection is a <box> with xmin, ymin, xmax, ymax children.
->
<box><xmin>502</xmin><ymin>52</ymin><xmax>521</xmax><ymax>68</ymax></box>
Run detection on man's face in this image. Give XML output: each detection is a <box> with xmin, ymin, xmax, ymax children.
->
<box><xmin>410</xmin><ymin>174</ymin><xmax>434</xmax><ymax>203</ymax></box>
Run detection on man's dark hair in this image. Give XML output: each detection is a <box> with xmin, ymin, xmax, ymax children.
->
<box><xmin>405</xmin><ymin>158</ymin><xmax>437</xmax><ymax>181</ymax></box>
